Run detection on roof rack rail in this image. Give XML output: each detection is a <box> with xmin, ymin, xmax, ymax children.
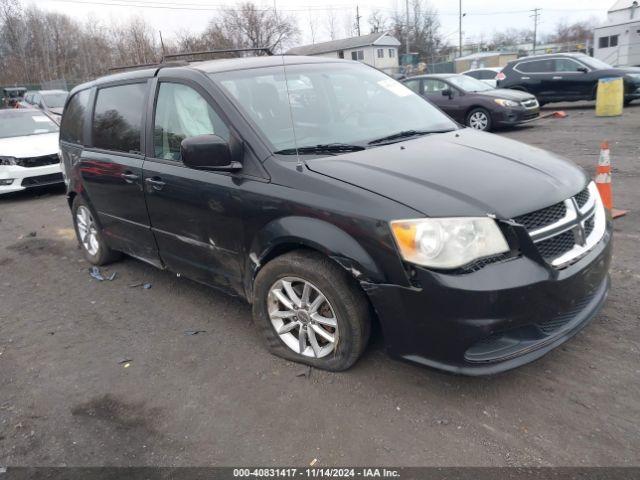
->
<box><xmin>161</xmin><ymin>46</ymin><xmax>274</xmax><ymax>62</ymax></box>
<box><xmin>107</xmin><ymin>46</ymin><xmax>274</xmax><ymax>73</ymax></box>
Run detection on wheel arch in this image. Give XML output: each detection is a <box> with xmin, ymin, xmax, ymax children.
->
<box><xmin>244</xmin><ymin>216</ymin><xmax>386</xmax><ymax>301</ymax></box>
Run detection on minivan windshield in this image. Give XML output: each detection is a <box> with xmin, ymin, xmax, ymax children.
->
<box><xmin>447</xmin><ymin>75</ymin><xmax>493</xmax><ymax>92</ymax></box>
<box><xmin>212</xmin><ymin>62</ymin><xmax>457</xmax><ymax>153</ymax></box>
<box><xmin>0</xmin><ymin>111</ymin><xmax>59</xmax><ymax>139</ymax></box>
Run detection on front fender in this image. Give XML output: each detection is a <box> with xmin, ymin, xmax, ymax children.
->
<box><xmin>245</xmin><ymin>216</ymin><xmax>386</xmax><ymax>300</ymax></box>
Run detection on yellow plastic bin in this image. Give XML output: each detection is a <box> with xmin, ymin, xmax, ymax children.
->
<box><xmin>596</xmin><ymin>77</ymin><xmax>624</xmax><ymax>117</ymax></box>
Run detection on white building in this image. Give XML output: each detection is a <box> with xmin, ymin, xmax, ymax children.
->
<box><xmin>286</xmin><ymin>33</ymin><xmax>401</xmax><ymax>69</ymax></box>
<box><xmin>593</xmin><ymin>0</ymin><xmax>640</xmax><ymax>66</ymax></box>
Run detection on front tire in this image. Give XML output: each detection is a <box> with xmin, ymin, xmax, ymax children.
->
<box><xmin>72</xmin><ymin>196</ymin><xmax>121</xmax><ymax>265</ymax></box>
<box><xmin>252</xmin><ymin>250</ymin><xmax>371</xmax><ymax>371</ymax></box>
<box><xmin>466</xmin><ymin>107</ymin><xmax>492</xmax><ymax>131</ymax></box>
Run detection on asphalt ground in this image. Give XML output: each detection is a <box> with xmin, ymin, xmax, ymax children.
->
<box><xmin>1</xmin><ymin>102</ymin><xmax>639</xmax><ymax>467</ymax></box>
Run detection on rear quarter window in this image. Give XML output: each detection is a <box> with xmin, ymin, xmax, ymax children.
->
<box><xmin>92</xmin><ymin>83</ymin><xmax>146</xmax><ymax>154</ymax></box>
<box><xmin>60</xmin><ymin>89</ymin><xmax>91</xmax><ymax>145</ymax></box>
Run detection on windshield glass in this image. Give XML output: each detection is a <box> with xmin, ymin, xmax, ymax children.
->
<box><xmin>212</xmin><ymin>62</ymin><xmax>456</xmax><ymax>152</ymax></box>
<box><xmin>447</xmin><ymin>75</ymin><xmax>493</xmax><ymax>92</ymax></box>
<box><xmin>42</xmin><ymin>92</ymin><xmax>68</xmax><ymax>108</ymax></box>
<box><xmin>578</xmin><ymin>56</ymin><xmax>612</xmax><ymax>70</ymax></box>
<box><xmin>0</xmin><ymin>111</ymin><xmax>59</xmax><ymax>138</ymax></box>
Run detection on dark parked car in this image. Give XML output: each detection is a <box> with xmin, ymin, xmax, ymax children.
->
<box><xmin>60</xmin><ymin>55</ymin><xmax>611</xmax><ymax>375</ymax></box>
<box><xmin>403</xmin><ymin>74</ymin><xmax>539</xmax><ymax>131</ymax></box>
<box><xmin>496</xmin><ymin>53</ymin><xmax>640</xmax><ymax>105</ymax></box>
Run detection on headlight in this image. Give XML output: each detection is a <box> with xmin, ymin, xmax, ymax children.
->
<box><xmin>0</xmin><ymin>156</ymin><xmax>17</xmax><ymax>166</ymax></box>
<box><xmin>390</xmin><ymin>217</ymin><xmax>509</xmax><ymax>269</ymax></box>
<box><xmin>494</xmin><ymin>98</ymin><xmax>519</xmax><ymax>107</ymax></box>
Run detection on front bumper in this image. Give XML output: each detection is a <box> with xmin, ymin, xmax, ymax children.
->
<box><xmin>365</xmin><ymin>223</ymin><xmax>612</xmax><ymax>375</ymax></box>
<box><xmin>493</xmin><ymin>107</ymin><xmax>540</xmax><ymax>126</ymax></box>
<box><xmin>0</xmin><ymin>163</ymin><xmax>63</xmax><ymax>194</ymax></box>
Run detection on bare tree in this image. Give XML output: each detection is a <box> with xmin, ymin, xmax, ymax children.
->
<box><xmin>325</xmin><ymin>8</ymin><xmax>338</xmax><ymax>40</ymax></box>
<box><xmin>547</xmin><ymin>18</ymin><xmax>599</xmax><ymax>45</ymax></box>
<box><xmin>390</xmin><ymin>0</ymin><xmax>442</xmax><ymax>63</ymax></box>
<box><xmin>368</xmin><ymin>9</ymin><xmax>388</xmax><ymax>34</ymax></box>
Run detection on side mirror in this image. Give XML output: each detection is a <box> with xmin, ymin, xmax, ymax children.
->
<box><xmin>181</xmin><ymin>134</ymin><xmax>242</xmax><ymax>172</ymax></box>
<box><xmin>577</xmin><ymin>67</ymin><xmax>588</xmax><ymax>73</ymax></box>
<box><xmin>442</xmin><ymin>88</ymin><xmax>453</xmax><ymax>98</ymax></box>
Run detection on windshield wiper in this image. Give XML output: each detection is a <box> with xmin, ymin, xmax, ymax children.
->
<box><xmin>274</xmin><ymin>143</ymin><xmax>366</xmax><ymax>155</ymax></box>
<box><xmin>367</xmin><ymin>129</ymin><xmax>445</xmax><ymax>145</ymax></box>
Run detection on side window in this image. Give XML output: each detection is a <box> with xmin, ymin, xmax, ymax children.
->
<box><xmin>377</xmin><ymin>48</ymin><xmax>384</xmax><ymax>58</ymax></box>
<box><xmin>153</xmin><ymin>82</ymin><xmax>229</xmax><ymax>161</ymax></box>
<box><xmin>404</xmin><ymin>79</ymin><xmax>421</xmax><ymax>94</ymax></box>
<box><xmin>516</xmin><ymin>60</ymin><xmax>553</xmax><ymax>73</ymax></box>
<box><xmin>610</xmin><ymin>35</ymin><xmax>619</xmax><ymax>47</ymax></box>
<box><xmin>465</xmin><ymin>71</ymin><xmax>481</xmax><ymax>79</ymax></box>
<box><xmin>351</xmin><ymin>50</ymin><xmax>364</xmax><ymax>61</ymax></box>
<box><xmin>93</xmin><ymin>83</ymin><xmax>146</xmax><ymax>154</ymax></box>
<box><xmin>479</xmin><ymin>70</ymin><xmax>497</xmax><ymax>80</ymax></box>
<box><xmin>388</xmin><ymin>49</ymin><xmax>395</xmax><ymax>58</ymax></box>
<box><xmin>554</xmin><ymin>59</ymin><xmax>583</xmax><ymax>72</ymax></box>
<box><xmin>60</xmin><ymin>89</ymin><xmax>91</xmax><ymax>145</ymax></box>
<box><xmin>423</xmin><ymin>79</ymin><xmax>449</xmax><ymax>94</ymax></box>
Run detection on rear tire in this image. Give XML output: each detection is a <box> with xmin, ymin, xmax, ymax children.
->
<box><xmin>252</xmin><ymin>250</ymin><xmax>371</xmax><ymax>371</ymax></box>
<box><xmin>466</xmin><ymin>107</ymin><xmax>492</xmax><ymax>131</ymax></box>
<box><xmin>72</xmin><ymin>196</ymin><xmax>121</xmax><ymax>265</ymax></box>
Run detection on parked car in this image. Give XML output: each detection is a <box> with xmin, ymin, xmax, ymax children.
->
<box><xmin>461</xmin><ymin>67</ymin><xmax>502</xmax><ymax>88</ymax></box>
<box><xmin>19</xmin><ymin>90</ymin><xmax>68</xmax><ymax>122</ymax></box>
<box><xmin>496</xmin><ymin>53</ymin><xmax>640</xmax><ymax>105</ymax></box>
<box><xmin>0</xmin><ymin>109</ymin><xmax>62</xmax><ymax>194</ymax></box>
<box><xmin>403</xmin><ymin>73</ymin><xmax>539</xmax><ymax>131</ymax></box>
<box><xmin>60</xmin><ymin>55</ymin><xmax>611</xmax><ymax>375</ymax></box>
<box><xmin>1</xmin><ymin>87</ymin><xmax>26</xmax><ymax>108</ymax></box>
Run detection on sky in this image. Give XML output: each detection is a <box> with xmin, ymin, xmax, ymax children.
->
<box><xmin>31</xmin><ymin>0</ymin><xmax>615</xmax><ymax>47</ymax></box>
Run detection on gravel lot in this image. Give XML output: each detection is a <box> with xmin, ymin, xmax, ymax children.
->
<box><xmin>1</xmin><ymin>102</ymin><xmax>639</xmax><ymax>467</ymax></box>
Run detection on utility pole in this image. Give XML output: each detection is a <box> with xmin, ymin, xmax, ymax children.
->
<box><xmin>531</xmin><ymin>8</ymin><xmax>541</xmax><ymax>55</ymax></box>
<box><xmin>459</xmin><ymin>0</ymin><xmax>463</xmax><ymax>57</ymax></box>
<box><xmin>159</xmin><ymin>30</ymin><xmax>166</xmax><ymax>59</ymax></box>
<box><xmin>355</xmin><ymin>5</ymin><xmax>361</xmax><ymax>36</ymax></box>
<box><xmin>405</xmin><ymin>0</ymin><xmax>410</xmax><ymax>55</ymax></box>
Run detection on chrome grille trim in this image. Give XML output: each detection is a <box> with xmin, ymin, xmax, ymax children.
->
<box><xmin>514</xmin><ymin>182</ymin><xmax>606</xmax><ymax>268</ymax></box>
<box><xmin>520</xmin><ymin>98</ymin><xmax>539</xmax><ymax>109</ymax></box>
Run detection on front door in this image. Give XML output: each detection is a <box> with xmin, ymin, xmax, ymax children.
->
<box><xmin>422</xmin><ymin>79</ymin><xmax>464</xmax><ymax>122</ymax></box>
<box><xmin>80</xmin><ymin>81</ymin><xmax>160</xmax><ymax>264</ymax></box>
<box><xmin>142</xmin><ymin>79</ymin><xmax>244</xmax><ymax>294</ymax></box>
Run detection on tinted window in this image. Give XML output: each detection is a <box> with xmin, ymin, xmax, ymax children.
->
<box><xmin>404</xmin><ymin>79</ymin><xmax>421</xmax><ymax>94</ymax></box>
<box><xmin>154</xmin><ymin>83</ymin><xmax>229</xmax><ymax>161</ymax></box>
<box><xmin>516</xmin><ymin>59</ymin><xmax>554</xmax><ymax>73</ymax></box>
<box><xmin>464</xmin><ymin>71</ymin><xmax>481</xmax><ymax>79</ymax></box>
<box><xmin>422</xmin><ymin>79</ymin><xmax>449</xmax><ymax>93</ymax></box>
<box><xmin>478</xmin><ymin>70</ymin><xmax>498</xmax><ymax>80</ymax></box>
<box><xmin>60</xmin><ymin>89</ymin><xmax>90</xmax><ymax>144</ymax></box>
<box><xmin>92</xmin><ymin>83</ymin><xmax>146</xmax><ymax>153</ymax></box>
<box><xmin>554</xmin><ymin>59</ymin><xmax>584</xmax><ymax>72</ymax></box>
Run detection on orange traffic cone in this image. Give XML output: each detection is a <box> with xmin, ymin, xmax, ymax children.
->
<box><xmin>595</xmin><ymin>141</ymin><xmax>627</xmax><ymax>219</ymax></box>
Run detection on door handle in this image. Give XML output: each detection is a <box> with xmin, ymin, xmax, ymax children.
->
<box><xmin>552</xmin><ymin>76</ymin><xmax>563</xmax><ymax>80</ymax></box>
<box><xmin>120</xmin><ymin>172</ymin><xmax>139</xmax><ymax>183</ymax></box>
<box><xmin>145</xmin><ymin>177</ymin><xmax>166</xmax><ymax>191</ymax></box>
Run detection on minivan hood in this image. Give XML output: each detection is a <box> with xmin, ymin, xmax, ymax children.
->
<box><xmin>306</xmin><ymin>129</ymin><xmax>587</xmax><ymax>219</ymax></box>
<box><xmin>0</xmin><ymin>132</ymin><xmax>59</xmax><ymax>158</ymax></box>
<box><xmin>474</xmin><ymin>88</ymin><xmax>535</xmax><ymax>101</ymax></box>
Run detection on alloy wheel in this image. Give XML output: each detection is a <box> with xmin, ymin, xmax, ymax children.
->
<box><xmin>267</xmin><ymin>277</ymin><xmax>339</xmax><ymax>358</ymax></box>
<box><xmin>468</xmin><ymin>111</ymin><xmax>489</xmax><ymax>130</ymax></box>
<box><xmin>76</xmin><ymin>205</ymin><xmax>100</xmax><ymax>256</ymax></box>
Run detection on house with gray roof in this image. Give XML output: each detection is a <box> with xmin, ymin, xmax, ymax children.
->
<box><xmin>286</xmin><ymin>33</ymin><xmax>401</xmax><ymax>69</ymax></box>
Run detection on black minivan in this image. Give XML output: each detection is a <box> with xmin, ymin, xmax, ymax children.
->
<box><xmin>60</xmin><ymin>55</ymin><xmax>612</xmax><ymax>375</ymax></box>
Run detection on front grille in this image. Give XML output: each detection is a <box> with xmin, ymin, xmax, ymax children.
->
<box><xmin>521</xmin><ymin>99</ymin><xmax>539</xmax><ymax>109</ymax></box>
<box><xmin>16</xmin><ymin>154</ymin><xmax>59</xmax><ymax>168</ymax></box>
<box><xmin>536</xmin><ymin>230</ymin><xmax>576</xmax><ymax>260</ymax></box>
<box><xmin>514</xmin><ymin>202</ymin><xmax>566</xmax><ymax>231</ymax></box>
<box><xmin>575</xmin><ymin>187</ymin><xmax>590</xmax><ymax>209</ymax></box>
<box><xmin>537</xmin><ymin>292</ymin><xmax>596</xmax><ymax>335</ymax></box>
<box><xmin>21</xmin><ymin>172</ymin><xmax>63</xmax><ymax>187</ymax></box>
<box><xmin>457</xmin><ymin>253</ymin><xmax>516</xmax><ymax>274</ymax></box>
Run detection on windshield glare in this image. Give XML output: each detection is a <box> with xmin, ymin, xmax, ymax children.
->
<box><xmin>0</xmin><ymin>111</ymin><xmax>59</xmax><ymax>138</ymax></box>
<box><xmin>447</xmin><ymin>75</ymin><xmax>493</xmax><ymax>92</ymax></box>
<box><xmin>213</xmin><ymin>63</ymin><xmax>456</xmax><ymax>152</ymax></box>
<box><xmin>42</xmin><ymin>92</ymin><xmax>68</xmax><ymax>108</ymax></box>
